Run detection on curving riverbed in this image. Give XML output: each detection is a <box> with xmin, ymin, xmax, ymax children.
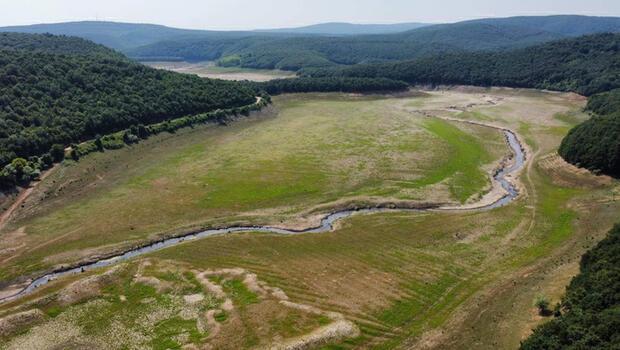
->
<box><xmin>0</xmin><ymin>122</ymin><xmax>526</xmax><ymax>303</ymax></box>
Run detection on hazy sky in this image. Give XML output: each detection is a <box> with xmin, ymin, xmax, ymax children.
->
<box><xmin>1</xmin><ymin>0</ymin><xmax>618</xmax><ymax>30</ymax></box>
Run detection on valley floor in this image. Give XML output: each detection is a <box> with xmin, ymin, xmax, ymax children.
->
<box><xmin>144</xmin><ymin>61</ymin><xmax>296</xmax><ymax>82</ymax></box>
<box><xmin>0</xmin><ymin>88</ymin><xmax>617</xmax><ymax>349</ymax></box>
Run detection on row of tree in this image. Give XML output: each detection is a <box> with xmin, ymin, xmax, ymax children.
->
<box><xmin>521</xmin><ymin>224</ymin><xmax>620</xmax><ymax>349</ymax></box>
<box><xmin>252</xmin><ymin>77</ymin><xmax>409</xmax><ymax>95</ymax></box>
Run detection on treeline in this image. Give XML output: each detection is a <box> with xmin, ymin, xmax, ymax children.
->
<box><xmin>521</xmin><ymin>224</ymin><xmax>620</xmax><ymax>349</ymax></box>
<box><xmin>585</xmin><ymin>89</ymin><xmax>620</xmax><ymax>115</ymax></box>
<box><xmin>558</xmin><ymin>90</ymin><xmax>620</xmax><ymax>177</ymax></box>
<box><xmin>0</xmin><ymin>32</ymin><xmax>258</xmax><ymax>188</ymax></box>
<box><xmin>303</xmin><ymin>33</ymin><xmax>620</xmax><ymax>96</ymax></box>
<box><xmin>253</xmin><ymin>77</ymin><xmax>409</xmax><ymax>95</ymax></box>
<box><xmin>68</xmin><ymin>96</ymin><xmax>269</xmax><ymax>160</ymax></box>
<box><xmin>233</xmin><ymin>47</ymin><xmax>336</xmax><ymax>71</ymax></box>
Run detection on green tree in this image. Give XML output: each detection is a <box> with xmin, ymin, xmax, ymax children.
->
<box><xmin>50</xmin><ymin>144</ymin><xmax>65</xmax><ymax>162</ymax></box>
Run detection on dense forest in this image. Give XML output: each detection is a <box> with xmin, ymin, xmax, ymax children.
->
<box><xmin>127</xmin><ymin>24</ymin><xmax>555</xmax><ymax>70</ymax></box>
<box><xmin>303</xmin><ymin>33</ymin><xmax>620</xmax><ymax>96</ymax></box>
<box><xmin>0</xmin><ymin>33</ymin><xmax>257</xmax><ymax>187</ymax></box>
<box><xmin>125</xmin><ymin>16</ymin><xmax>620</xmax><ymax>70</ymax></box>
<box><xmin>0</xmin><ymin>32</ymin><xmax>124</xmax><ymax>57</ymax></box>
<box><xmin>584</xmin><ymin>88</ymin><xmax>620</xmax><ymax>115</ymax></box>
<box><xmin>253</xmin><ymin>77</ymin><xmax>408</xmax><ymax>95</ymax></box>
<box><xmin>521</xmin><ymin>224</ymin><xmax>620</xmax><ymax>349</ymax></box>
<box><xmin>559</xmin><ymin>90</ymin><xmax>620</xmax><ymax>177</ymax></box>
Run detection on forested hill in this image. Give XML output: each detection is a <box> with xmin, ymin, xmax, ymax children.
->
<box><xmin>0</xmin><ymin>32</ymin><xmax>124</xmax><ymax>57</ymax></box>
<box><xmin>0</xmin><ymin>21</ymin><xmax>254</xmax><ymax>51</ymax></box>
<box><xmin>126</xmin><ymin>22</ymin><xmax>554</xmax><ymax>70</ymax></box>
<box><xmin>0</xmin><ymin>32</ymin><xmax>256</xmax><ymax>172</ymax></box>
<box><xmin>304</xmin><ymin>33</ymin><xmax>620</xmax><ymax>96</ymax></box>
<box><xmin>460</xmin><ymin>15</ymin><xmax>620</xmax><ymax>37</ymax></box>
<box><xmin>126</xmin><ymin>15</ymin><xmax>620</xmax><ymax>70</ymax></box>
<box><xmin>559</xmin><ymin>90</ymin><xmax>620</xmax><ymax>177</ymax></box>
<box><xmin>3</xmin><ymin>16</ymin><xmax>618</xmax><ymax>70</ymax></box>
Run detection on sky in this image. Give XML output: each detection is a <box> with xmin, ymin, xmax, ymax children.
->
<box><xmin>0</xmin><ymin>0</ymin><xmax>618</xmax><ymax>30</ymax></box>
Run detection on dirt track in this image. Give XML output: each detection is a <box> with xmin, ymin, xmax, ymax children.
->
<box><xmin>0</xmin><ymin>165</ymin><xmax>58</xmax><ymax>232</ymax></box>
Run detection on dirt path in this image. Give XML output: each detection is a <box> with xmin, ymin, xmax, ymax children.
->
<box><xmin>0</xmin><ymin>165</ymin><xmax>58</xmax><ymax>232</ymax></box>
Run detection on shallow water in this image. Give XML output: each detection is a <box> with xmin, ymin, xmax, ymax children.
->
<box><xmin>0</xmin><ymin>129</ymin><xmax>525</xmax><ymax>303</ymax></box>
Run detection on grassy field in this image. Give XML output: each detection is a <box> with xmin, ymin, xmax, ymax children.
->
<box><xmin>144</xmin><ymin>61</ymin><xmax>296</xmax><ymax>82</ymax></box>
<box><xmin>0</xmin><ymin>93</ymin><xmax>503</xmax><ymax>286</ymax></box>
<box><xmin>0</xmin><ymin>88</ymin><xmax>617</xmax><ymax>349</ymax></box>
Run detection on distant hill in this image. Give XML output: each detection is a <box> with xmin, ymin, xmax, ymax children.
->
<box><xmin>125</xmin><ymin>15</ymin><xmax>620</xmax><ymax>70</ymax></box>
<box><xmin>3</xmin><ymin>16</ymin><xmax>620</xmax><ymax>70</ymax></box>
<box><xmin>392</xmin><ymin>21</ymin><xmax>564</xmax><ymax>49</ymax></box>
<box><xmin>255</xmin><ymin>22</ymin><xmax>430</xmax><ymax>35</ymax></box>
<box><xmin>466</xmin><ymin>15</ymin><xmax>620</xmax><ymax>37</ymax></box>
<box><xmin>0</xmin><ymin>32</ymin><xmax>123</xmax><ymax>57</ymax></box>
<box><xmin>0</xmin><ymin>21</ymin><xmax>260</xmax><ymax>50</ymax></box>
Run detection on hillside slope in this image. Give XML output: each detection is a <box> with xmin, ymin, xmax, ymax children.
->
<box><xmin>559</xmin><ymin>90</ymin><xmax>620</xmax><ymax>177</ymax></box>
<box><xmin>255</xmin><ymin>22</ymin><xmax>430</xmax><ymax>35</ymax></box>
<box><xmin>127</xmin><ymin>15</ymin><xmax>620</xmax><ymax>69</ymax></box>
<box><xmin>464</xmin><ymin>15</ymin><xmax>620</xmax><ymax>37</ymax></box>
<box><xmin>0</xmin><ymin>21</ymin><xmax>261</xmax><ymax>50</ymax></box>
<box><xmin>521</xmin><ymin>224</ymin><xmax>620</xmax><ymax>349</ymax></box>
<box><xmin>0</xmin><ymin>33</ymin><xmax>256</xmax><ymax>174</ymax></box>
<box><xmin>305</xmin><ymin>33</ymin><xmax>620</xmax><ymax>96</ymax></box>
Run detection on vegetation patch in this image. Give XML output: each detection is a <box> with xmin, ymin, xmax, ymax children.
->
<box><xmin>521</xmin><ymin>224</ymin><xmax>620</xmax><ymax>349</ymax></box>
<box><xmin>413</xmin><ymin>118</ymin><xmax>492</xmax><ymax>203</ymax></box>
<box><xmin>0</xmin><ymin>93</ymin><xmax>502</xmax><ymax>283</ymax></box>
<box><xmin>0</xmin><ymin>260</ymin><xmax>338</xmax><ymax>349</ymax></box>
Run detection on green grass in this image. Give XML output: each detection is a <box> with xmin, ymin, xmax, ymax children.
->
<box><xmin>412</xmin><ymin>119</ymin><xmax>493</xmax><ymax>202</ymax></box>
<box><xmin>214</xmin><ymin>311</ymin><xmax>228</xmax><ymax>322</ymax></box>
<box><xmin>146</xmin><ymin>206</ymin><xmax>523</xmax><ymax>348</ymax></box>
<box><xmin>554</xmin><ymin>111</ymin><xmax>588</xmax><ymax>126</ymax></box>
<box><xmin>456</xmin><ymin>110</ymin><xmax>503</xmax><ymax>123</ymax></box>
<box><xmin>1</xmin><ymin>89</ymin><xmax>607</xmax><ymax>350</ymax></box>
<box><xmin>222</xmin><ymin>279</ymin><xmax>259</xmax><ymax>307</ymax></box>
<box><xmin>0</xmin><ymin>93</ymin><xmax>502</xmax><ymax>283</ymax></box>
<box><xmin>152</xmin><ymin>317</ymin><xmax>204</xmax><ymax>350</ymax></box>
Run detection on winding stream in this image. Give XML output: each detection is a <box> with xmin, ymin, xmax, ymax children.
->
<box><xmin>0</xmin><ymin>124</ymin><xmax>526</xmax><ymax>303</ymax></box>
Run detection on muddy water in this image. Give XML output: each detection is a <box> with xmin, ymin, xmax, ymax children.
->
<box><xmin>0</xmin><ymin>129</ymin><xmax>525</xmax><ymax>303</ymax></box>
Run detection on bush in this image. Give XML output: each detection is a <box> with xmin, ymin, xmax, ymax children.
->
<box><xmin>50</xmin><ymin>144</ymin><xmax>65</xmax><ymax>162</ymax></box>
<box><xmin>534</xmin><ymin>295</ymin><xmax>551</xmax><ymax>316</ymax></box>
